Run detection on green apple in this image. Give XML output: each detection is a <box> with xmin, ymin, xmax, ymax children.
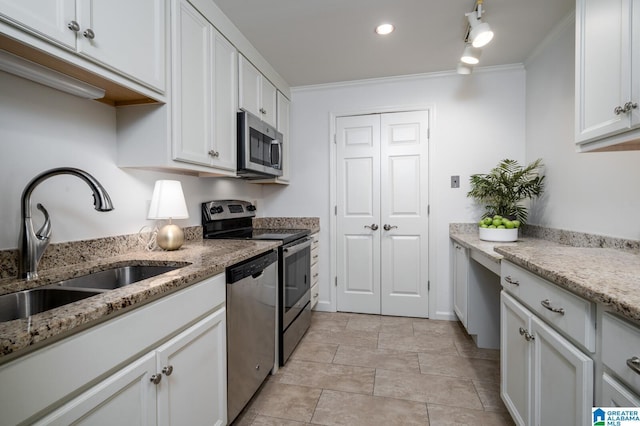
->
<box><xmin>482</xmin><ymin>217</ymin><xmax>493</xmax><ymax>226</ymax></box>
<box><xmin>512</xmin><ymin>220</ymin><xmax>521</xmax><ymax>228</ymax></box>
<box><xmin>480</xmin><ymin>223</ymin><xmax>488</xmax><ymax>228</ymax></box>
<box><xmin>493</xmin><ymin>215</ymin><xmax>503</xmax><ymax>220</ymax></box>
<box><xmin>488</xmin><ymin>225</ymin><xmax>497</xmax><ymax>229</ymax></box>
<box><xmin>504</xmin><ymin>220</ymin><xmax>515</xmax><ymax>229</ymax></box>
<box><xmin>497</xmin><ymin>225</ymin><xmax>506</xmax><ymax>229</ymax></box>
<box><xmin>492</xmin><ymin>218</ymin><xmax>502</xmax><ymax>227</ymax></box>
<box><xmin>478</xmin><ymin>220</ymin><xmax>485</xmax><ymax>226</ymax></box>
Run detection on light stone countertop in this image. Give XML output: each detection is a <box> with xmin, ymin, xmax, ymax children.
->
<box><xmin>0</xmin><ymin>239</ymin><xmax>280</xmax><ymax>361</ymax></box>
<box><xmin>450</xmin><ymin>228</ymin><xmax>640</xmax><ymax>324</ymax></box>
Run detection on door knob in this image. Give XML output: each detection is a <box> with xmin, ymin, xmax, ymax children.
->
<box><xmin>383</xmin><ymin>224</ymin><xmax>398</xmax><ymax>231</ymax></box>
<box><xmin>364</xmin><ymin>224</ymin><xmax>379</xmax><ymax>230</ymax></box>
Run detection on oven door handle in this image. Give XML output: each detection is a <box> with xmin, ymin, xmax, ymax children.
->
<box><xmin>283</xmin><ymin>238</ymin><xmax>312</xmax><ymax>255</ymax></box>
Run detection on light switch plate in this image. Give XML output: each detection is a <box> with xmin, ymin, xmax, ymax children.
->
<box><xmin>451</xmin><ymin>176</ymin><xmax>460</xmax><ymax>188</ymax></box>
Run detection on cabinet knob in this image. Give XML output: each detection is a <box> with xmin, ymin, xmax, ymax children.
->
<box><xmin>614</xmin><ymin>105</ymin><xmax>625</xmax><ymax>115</ymax></box>
<box><xmin>162</xmin><ymin>365</ymin><xmax>174</xmax><ymax>376</ymax></box>
<box><xmin>150</xmin><ymin>373</ymin><xmax>162</xmax><ymax>385</ymax></box>
<box><xmin>624</xmin><ymin>101</ymin><xmax>638</xmax><ymax>112</ymax></box>
<box><xmin>208</xmin><ymin>150</ymin><xmax>219</xmax><ymax>158</ymax></box>
<box><xmin>67</xmin><ymin>21</ymin><xmax>80</xmax><ymax>32</ymax></box>
<box><xmin>259</xmin><ymin>108</ymin><xmax>267</xmax><ymax>114</ymax></box>
<box><xmin>83</xmin><ymin>28</ymin><xmax>95</xmax><ymax>40</ymax></box>
<box><xmin>255</xmin><ymin>364</ymin><xmax>260</xmax><ymax>370</ymax></box>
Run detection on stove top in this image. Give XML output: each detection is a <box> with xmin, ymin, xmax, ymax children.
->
<box><xmin>201</xmin><ymin>200</ymin><xmax>310</xmax><ymax>244</ymax></box>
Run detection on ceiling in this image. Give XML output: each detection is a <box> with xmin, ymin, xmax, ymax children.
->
<box><xmin>212</xmin><ymin>0</ymin><xmax>575</xmax><ymax>87</ymax></box>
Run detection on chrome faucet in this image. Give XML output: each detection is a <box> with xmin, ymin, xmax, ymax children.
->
<box><xmin>19</xmin><ymin>167</ymin><xmax>114</xmax><ymax>280</ymax></box>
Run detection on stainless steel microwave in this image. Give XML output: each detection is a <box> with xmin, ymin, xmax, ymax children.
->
<box><xmin>237</xmin><ymin>109</ymin><xmax>283</xmax><ymax>179</ymax></box>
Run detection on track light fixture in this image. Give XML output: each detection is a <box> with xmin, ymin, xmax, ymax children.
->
<box><xmin>457</xmin><ymin>0</ymin><xmax>494</xmax><ymax>75</ymax></box>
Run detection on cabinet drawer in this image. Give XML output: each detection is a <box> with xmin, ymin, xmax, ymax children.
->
<box><xmin>501</xmin><ymin>261</ymin><xmax>596</xmax><ymax>352</ymax></box>
<box><xmin>602</xmin><ymin>373</ymin><xmax>640</xmax><ymax>407</ymax></box>
<box><xmin>311</xmin><ymin>261</ymin><xmax>319</xmax><ymax>286</ymax></box>
<box><xmin>311</xmin><ymin>283</ymin><xmax>319</xmax><ymax>309</ymax></box>
<box><xmin>602</xmin><ymin>313</ymin><xmax>640</xmax><ymax>395</ymax></box>
<box><xmin>311</xmin><ymin>246</ymin><xmax>319</xmax><ymax>266</ymax></box>
<box><xmin>311</xmin><ymin>233</ymin><xmax>319</xmax><ymax>250</ymax></box>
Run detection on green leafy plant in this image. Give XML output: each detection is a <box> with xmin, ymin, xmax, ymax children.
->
<box><xmin>467</xmin><ymin>159</ymin><xmax>545</xmax><ymax>224</ymax></box>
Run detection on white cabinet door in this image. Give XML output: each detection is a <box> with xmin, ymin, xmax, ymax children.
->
<box><xmin>531</xmin><ymin>315</ymin><xmax>593</xmax><ymax>426</ymax></box>
<box><xmin>379</xmin><ymin>111</ymin><xmax>429</xmax><ymax>317</ymax></box>
<box><xmin>452</xmin><ymin>243</ymin><xmax>468</xmax><ymax>328</ymax></box>
<box><xmin>575</xmin><ymin>0</ymin><xmax>640</xmax><ymax>150</ymax></box>
<box><xmin>261</xmin><ymin>77</ymin><xmax>277</xmax><ymax>127</ymax></box>
<box><xmin>0</xmin><ymin>0</ymin><xmax>76</xmax><ymax>48</ymax></box>
<box><xmin>171</xmin><ymin>0</ymin><xmax>237</xmax><ymax>173</ymax></box>
<box><xmin>601</xmin><ymin>373</ymin><xmax>640</xmax><ymax>407</ymax></box>
<box><xmin>501</xmin><ymin>292</ymin><xmax>532</xmax><ymax>426</ymax></box>
<box><xmin>211</xmin><ymin>30</ymin><xmax>237</xmax><ymax>172</ymax></box>
<box><xmin>33</xmin><ymin>352</ymin><xmax>158</xmax><ymax>426</ymax></box>
<box><xmin>239</xmin><ymin>55</ymin><xmax>277</xmax><ymax>127</ymax></box>
<box><xmin>76</xmin><ymin>0</ymin><xmax>165</xmax><ymax>91</ymax></box>
<box><xmin>156</xmin><ymin>308</ymin><xmax>227</xmax><ymax>426</ymax></box>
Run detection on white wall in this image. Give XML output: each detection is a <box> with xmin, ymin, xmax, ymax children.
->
<box><xmin>263</xmin><ymin>68</ymin><xmax>526</xmax><ymax>319</ymax></box>
<box><xmin>0</xmin><ymin>70</ymin><xmax>263</xmax><ymax>250</ymax></box>
<box><xmin>525</xmin><ymin>16</ymin><xmax>640</xmax><ymax>240</ymax></box>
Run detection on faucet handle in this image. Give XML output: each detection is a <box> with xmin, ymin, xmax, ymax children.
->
<box><xmin>35</xmin><ymin>203</ymin><xmax>52</xmax><ymax>240</ymax></box>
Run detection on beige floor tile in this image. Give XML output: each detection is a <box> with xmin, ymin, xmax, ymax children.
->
<box><xmin>232</xmin><ymin>407</ymin><xmax>258</xmax><ymax>426</ymax></box>
<box><xmin>413</xmin><ymin>319</ymin><xmax>466</xmax><ymax>337</ymax></box>
<box><xmin>278</xmin><ymin>359</ymin><xmax>375</xmax><ymax>394</ymax></box>
<box><xmin>346</xmin><ymin>315</ymin><xmax>382</xmax><ymax>332</ymax></box>
<box><xmin>309</xmin><ymin>312</ymin><xmax>350</xmax><ymax>331</ymax></box>
<box><xmin>378</xmin><ymin>332</ymin><xmax>458</xmax><ymax>355</ymax></box>
<box><xmin>374</xmin><ymin>369</ymin><xmax>484</xmax><ymax>410</ymax></box>
<box><xmin>311</xmin><ymin>389</ymin><xmax>429</xmax><ymax>426</ymax></box>
<box><xmin>290</xmin><ymin>340</ymin><xmax>338</xmax><ymax>364</ymax></box>
<box><xmin>454</xmin><ymin>338</ymin><xmax>500</xmax><ymax>360</ymax></box>
<box><xmin>245</xmin><ymin>381</ymin><xmax>322</xmax><ymax>423</ymax></box>
<box><xmin>251</xmin><ymin>415</ymin><xmax>311</xmax><ymax>425</ymax></box>
<box><xmin>418</xmin><ymin>352</ymin><xmax>500</xmax><ymax>383</ymax></box>
<box><xmin>427</xmin><ymin>403</ymin><xmax>515</xmax><ymax>425</ymax></box>
<box><xmin>302</xmin><ymin>328</ymin><xmax>378</xmax><ymax>349</ymax></box>
<box><xmin>473</xmin><ymin>380</ymin><xmax>509</xmax><ymax>412</ymax></box>
<box><xmin>333</xmin><ymin>345</ymin><xmax>420</xmax><ymax>372</ymax></box>
<box><xmin>379</xmin><ymin>316</ymin><xmax>415</xmax><ymax>335</ymax></box>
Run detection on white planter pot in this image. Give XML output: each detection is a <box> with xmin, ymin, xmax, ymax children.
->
<box><xmin>478</xmin><ymin>227</ymin><xmax>518</xmax><ymax>242</ymax></box>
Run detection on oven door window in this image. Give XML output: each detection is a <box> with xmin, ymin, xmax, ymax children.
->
<box><xmin>283</xmin><ymin>247</ymin><xmax>310</xmax><ymax>314</ymax></box>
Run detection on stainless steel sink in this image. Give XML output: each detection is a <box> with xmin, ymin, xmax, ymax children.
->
<box><xmin>0</xmin><ymin>265</ymin><xmax>186</xmax><ymax>322</ymax></box>
<box><xmin>0</xmin><ymin>287</ymin><xmax>102</xmax><ymax>322</ymax></box>
<box><xmin>52</xmin><ymin>265</ymin><xmax>184</xmax><ymax>291</ymax></box>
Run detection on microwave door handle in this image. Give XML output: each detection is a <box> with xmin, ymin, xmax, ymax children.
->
<box><xmin>271</xmin><ymin>140</ymin><xmax>282</xmax><ymax>169</ymax></box>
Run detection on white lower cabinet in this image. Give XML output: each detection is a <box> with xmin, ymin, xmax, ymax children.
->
<box><xmin>0</xmin><ymin>274</ymin><xmax>226</xmax><ymax>426</ymax></box>
<box><xmin>451</xmin><ymin>242</ymin><xmax>468</xmax><ymax>328</ymax></box>
<box><xmin>501</xmin><ymin>292</ymin><xmax>593</xmax><ymax>426</ymax></box>
<box><xmin>310</xmin><ymin>232</ymin><xmax>319</xmax><ymax>309</ymax></box>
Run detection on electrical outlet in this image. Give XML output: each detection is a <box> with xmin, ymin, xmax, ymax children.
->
<box><xmin>451</xmin><ymin>176</ymin><xmax>460</xmax><ymax>188</ymax></box>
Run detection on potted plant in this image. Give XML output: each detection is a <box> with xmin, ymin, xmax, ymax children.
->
<box><xmin>467</xmin><ymin>158</ymin><xmax>545</xmax><ymax>241</ymax></box>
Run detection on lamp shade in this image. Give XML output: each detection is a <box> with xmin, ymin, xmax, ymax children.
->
<box><xmin>461</xmin><ymin>45</ymin><xmax>481</xmax><ymax>65</ymax></box>
<box><xmin>147</xmin><ymin>180</ymin><xmax>189</xmax><ymax>220</ymax></box>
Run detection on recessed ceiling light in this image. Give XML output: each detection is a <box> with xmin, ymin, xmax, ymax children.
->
<box><xmin>375</xmin><ymin>23</ymin><xmax>394</xmax><ymax>35</ymax></box>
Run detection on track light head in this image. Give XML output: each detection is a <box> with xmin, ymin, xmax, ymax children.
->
<box><xmin>467</xmin><ymin>12</ymin><xmax>494</xmax><ymax>48</ymax></box>
<box><xmin>461</xmin><ymin>44</ymin><xmax>481</xmax><ymax>65</ymax></box>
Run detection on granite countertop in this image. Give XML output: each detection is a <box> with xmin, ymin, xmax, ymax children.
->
<box><xmin>0</xmin><ymin>239</ymin><xmax>280</xmax><ymax>361</ymax></box>
<box><xmin>450</xmin><ymin>226</ymin><xmax>640</xmax><ymax>323</ymax></box>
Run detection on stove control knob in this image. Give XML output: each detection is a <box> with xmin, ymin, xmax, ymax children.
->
<box><xmin>209</xmin><ymin>206</ymin><xmax>224</xmax><ymax>215</ymax></box>
<box><xmin>247</xmin><ymin>204</ymin><xmax>256</xmax><ymax>211</ymax></box>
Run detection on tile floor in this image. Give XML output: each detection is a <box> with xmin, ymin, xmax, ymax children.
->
<box><xmin>233</xmin><ymin>312</ymin><xmax>515</xmax><ymax>426</ymax></box>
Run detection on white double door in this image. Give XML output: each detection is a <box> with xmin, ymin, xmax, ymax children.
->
<box><xmin>336</xmin><ymin>111</ymin><xmax>429</xmax><ymax>317</ymax></box>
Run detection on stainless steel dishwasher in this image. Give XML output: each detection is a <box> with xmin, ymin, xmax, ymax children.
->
<box><xmin>226</xmin><ymin>250</ymin><xmax>278</xmax><ymax>424</ymax></box>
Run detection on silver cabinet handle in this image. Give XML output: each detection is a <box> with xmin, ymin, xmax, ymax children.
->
<box><xmin>540</xmin><ymin>299</ymin><xmax>565</xmax><ymax>315</ymax></box>
<box><xmin>615</xmin><ymin>105</ymin><xmax>626</xmax><ymax>115</ymax></box>
<box><xmin>150</xmin><ymin>374</ymin><xmax>162</xmax><ymax>385</ymax></box>
<box><xmin>67</xmin><ymin>21</ymin><xmax>80</xmax><ymax>32</ymax></box>
<box><xmin>626</xmin><ymin>356</ymin><xmax>640</xmax><ymax>375</ymax></box>
<box><xmin>383</xmin><ymin>224</ymin><xmax>398</xmax><ymax>231</ymax></box>
<box><xmin>625</xmin><ymin>101</ymin><xmax>638</xmax><ymax>112</ymax></box>
<box><xmin>364</xmin><ymin>224</ymin><xmax>379</xmax><ymax>230</ymax></box>
<box><xmin>83</xmin><ymin>28</ymin><xmax>95</xmax><ymax>39</ymax></box>
<box><xmin>313</xmin><ymin>272</ymin><xmax>319</xmax><ymax>278</ymax></box>
<box><xmin>208</xmin><ymin>150</ymin><xmax>219</xmax><ymax>158</ymax></box>
<box><xmin>259</xmin><ymin>108</ymin><xmax>267</xmax><ymax>114</ymax></box>
<box><xmin>162</xmin><ymin>365</ymin><xmax>174</xmax><ymax>376</ymax></box>
<box><xmin>504</xmin><ymin>276</ymin><xmax>519</xmax><ymax>286</ymax></box>
<box><xmin>518</xmin><ymin>327</ymin><xmax>534</xmax><ymax>341</ymax></box>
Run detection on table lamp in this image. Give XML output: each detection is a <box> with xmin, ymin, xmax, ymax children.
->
<box><xmin>147</xmin><ymin>180</ymin><xmax>189</xmax><ymax>250</ymax></box>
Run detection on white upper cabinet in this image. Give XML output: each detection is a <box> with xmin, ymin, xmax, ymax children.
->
<box><xmin>239</xmin><ymin>55</ymin><xmax>277</xmax><ymax>127</ymax></box>
<box><xmin>171</xmin><ymin>0</ymin><xmax>237</xmax><ymax>172</ymax></box>
<box><xmin>0</xmin><ymin>0</ymin><xmax>166</xmax><ymax>93</ymax></box>
<box><xmin>576</xmin><ymin>0</ymin><xmax>640</xmax><ymax>151</ymax></box>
